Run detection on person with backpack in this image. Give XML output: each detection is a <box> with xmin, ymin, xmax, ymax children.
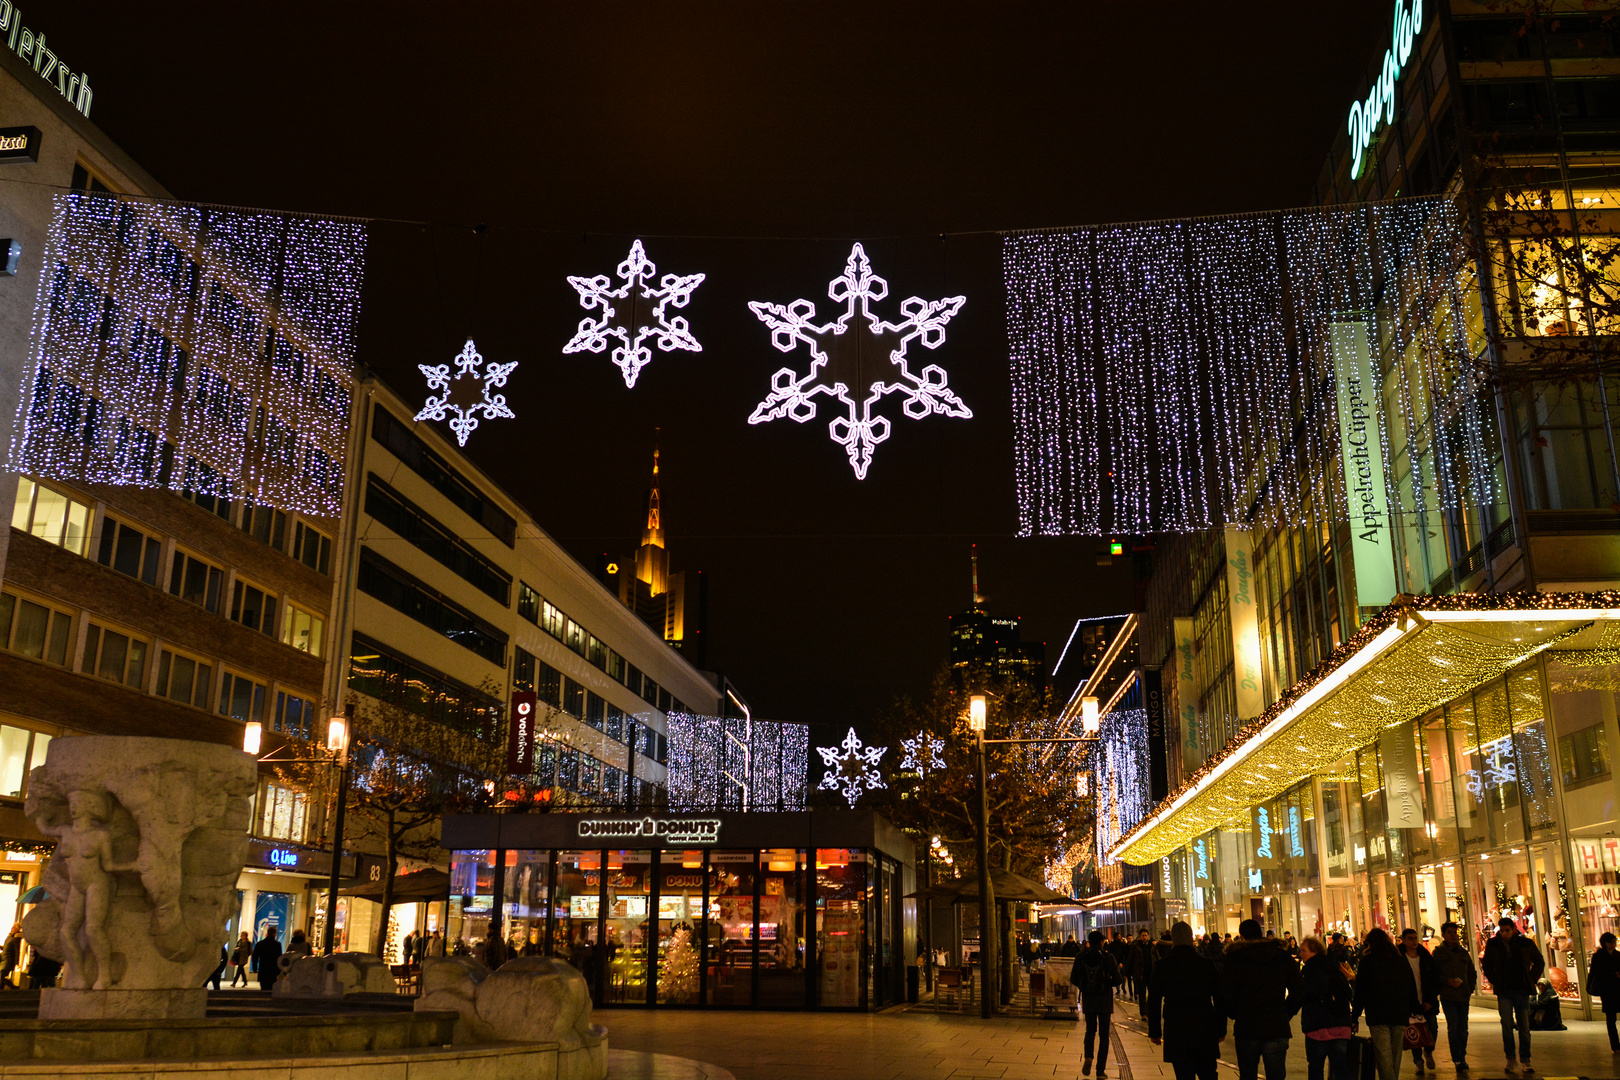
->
<box><xmin>1078</xmin><ymin>929</ymin><xmax>1124</xmax><ymax>1078</ymax></box>
<box><xmin>1481</xmin><ymin>918</ymin><xmax>1545</xmax><ymax>1075</ymax></box>
<box><xmin>1220</xmin><ymin>919</ymin><xmax>1303</xmax><ymax>1080</ymax></box>
<box><xmin>1147</xmin><ymin>922</ymin><xmax>1224</xmax><ymax>1080</ymax></box>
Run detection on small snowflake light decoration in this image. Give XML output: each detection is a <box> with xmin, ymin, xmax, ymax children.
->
<box><xmin>899</xmin><ymin>732</ymin><xmax>945</xmax><ymax>773</ymax></box>
<box><xmin>416</xmin><ymin>338</ymin><xmax>518</xmax><ymax>447</ymax></box>
<box><xmin>563</xmin><ymin>240</ymin><xmax>705</xmax><ymax>388</ymax></box>
<box><xmin>748</xmin><ymin>243</ymin><xmax>970</xmax><ymax>479</ymax></box>
<box><xmin>817</xmin><ymin>727</ymin><xmax>888</xmax><ymax>808</ymax></box>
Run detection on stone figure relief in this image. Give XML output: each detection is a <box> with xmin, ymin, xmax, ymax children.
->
<box><xmin>37</xmin><ymin>789</ymin><xmax>139</xmax><ymax>990</ymax></box>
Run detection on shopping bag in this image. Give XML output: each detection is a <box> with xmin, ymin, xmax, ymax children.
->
<box><xmin>1402</xmin><ymin>1016</ymin><xmax>1435</xmax><ymax>1050</ymax></box>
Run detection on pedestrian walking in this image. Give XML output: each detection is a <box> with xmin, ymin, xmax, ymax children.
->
<box><xmin>1431</xmin><ymin>921</ymin><xmax>1477</xmax><ymax>1070</ymax></box>
<box><xmin>251</xmin><ymin>927</ymin><xmax>283</xmax><ymax>992</ymax></box>
<box><xmin>1078</xmin><ymin>929</ymin><xmax>1123</xmax><ymax>1079</ymax></box>
<box><xmin>1146</xmin><ymin>921</ymin><xmax>1224</xmax><ymax>1080</ymax></box>
<box><xmin>1061</xmin><ymin>934</ymin><xmax>1082</xmax><ymax>959</ymax></box>
<box><xmin>1107</xmin><ymin>930</ymin><xmax>1131</xmax><ymax>999</ymax></box>
<box><xmin>0</xmin><ymin>923</ymin><xmax>22</xmax><ymax>989</ymax></box>
<box><xmin>428</xmin><ymin>930</ymin><xmax>446</xmax><ymax>958</ymax></box>
<box><xmin>1129</xmin><ymin>929</ymin><xmax>1155</xmax><ymax>1002</ymax></box>
<box><xmin>230</xmin><ymin>931</ymin><xmax>252</xmax><ymax>987</ymax></box>
<box><xmin>1221</xmin><ymin>918</ymin><xmax>1303</xmax><ymax>1080</ymax></box>
<box><xmin>1328</xmin><ymin>933</ymin><xmax>1355</xmax><ymax>973</ymax></box>
<box><xmin>1351</xmin><ymin>928</ymin><xmax>1421</xmax><ymax>1080</ymax></box>
<box><xmin>1152</xmin><ymin>930</ymin><xmax>1174</xmax><ymax>968</ymax></box>
<box><xmin>1399</xmin><ymin>928</ymin><xmax>1440</xmax><ymax>1073</ymax></box>
<box><xmin>1588</xmin><ymin>932</ymin><xmax>1620</xmax><ymax>1053</ymax></box>
<box><xmin>206</xmin><ymin>941</ymin><xmax>227</xmax><ymax>990</ymax></box>
<box><xmin>1299</xmin><ymin>936</ymin><xmax>1353</xmax><ymax>1080</ymax></box>
<box><xmin>25</xmin><ymin>952</ymin><xmax>59</xmax><ymax>989</ymax></box>
<box><xmin>1481</xmin><ymin>917</ymin><xmax>1544</xmax><ymax>1075</ymax></box>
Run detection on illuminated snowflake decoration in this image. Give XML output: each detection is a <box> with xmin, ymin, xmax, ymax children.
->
<box><xmin>899</xmin><ymin>732</ymin><xmax>945</xmax><ymax>773</ymax></box>
<box><xmin>748</xmin><ymin>243</ymin><xmax>970</xmax><ymax>479</ymax></box>
<box><xmin>416</xmin><ymin>338</ymin><xmax>517</xmax><ymax>447</ymax></box>
<box><xmin>563</xmin><ymin>240</ymin><xmax>705</xmax><ymax>388</ymax></box>
<box><xmin>817</xmin><ymin>727</ymin><xmax>888</xmax><ymax>808</ymax></box>
<box><xmin>1464</xmin><ymin>743</ymin><xmax>1519</xmax><ymax>800</ymax></box>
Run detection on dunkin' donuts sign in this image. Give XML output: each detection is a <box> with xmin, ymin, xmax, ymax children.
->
<box><xmin>577</xmin><ymin>816</ymin><xmax>721</xmax><ymax>845</ymax></box>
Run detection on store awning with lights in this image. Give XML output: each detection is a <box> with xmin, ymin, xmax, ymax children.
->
<box><xmin>1109</xmin><ymin>593</ymin><xmax>1620</xmax><ymax>866</ymax></box>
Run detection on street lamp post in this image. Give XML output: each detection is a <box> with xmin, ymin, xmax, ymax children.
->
<box><xmin>322</xmin><ymin>715</ymin><xmax>352</xmax><ymax>956</ymax></box>
<box><xmin>966</xmin><ymin>693</ymin><xmax>1100</xmax><ymax>1018</ymax></box>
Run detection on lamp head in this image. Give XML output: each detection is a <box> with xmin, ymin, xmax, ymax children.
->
<box><xmin>1082</xmin><ymin>696</ymin><xmax>1100</xmax><ymax>735</ymax></box>
<box><xmin>242</xmin><ymin>721</ymin><xmax>262</xmax><ymax>756</ymax></box>
<box><xmin>968</xmin><ymin>695</ymin><xmax>987</xmax><ymax>732</ymax></box>
<box><xmin>327</xmin><ymin>715</ymin><xmax>350</xmax><ymax>756</ymax></box>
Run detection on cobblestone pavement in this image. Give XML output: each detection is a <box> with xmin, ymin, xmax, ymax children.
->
<box><xmin>601</xmin><ymin>995</ymin><xmax>1620</xmax><ymax>1080</ymax></box>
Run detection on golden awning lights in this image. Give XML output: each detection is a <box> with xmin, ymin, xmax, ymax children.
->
<box><xmin>1108</xmin><ymin>593</ymin><xmax>1620</xmax><ymax>866</ymax></box>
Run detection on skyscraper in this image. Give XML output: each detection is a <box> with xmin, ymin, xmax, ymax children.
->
<box><xmin>607</xmin><ymin>438</ymin><xmax>706</xmax><ymax>667</ymax></box>
<box><xmin>946</xmin><ymin>546</ymin><xmax>1045</xmax><ymax>691</ymax></box>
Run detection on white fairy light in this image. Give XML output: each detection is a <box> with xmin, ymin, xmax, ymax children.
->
<box><xmin>749</xmin><ymin>243</ymin><xmax>970</xmax><ymax>479</ymax></box>
<box><xmin>415</xmin><ymin>338</ymin><xmax>517</xmax><ymax>447</ymax></box>
<box><xmin>899</xmin><ymin>732</ymin><xmax>945</xmax><ymax>773</ymax></box>
<box><xmin>563</xmin><ymin>240</ymin><xmax>705</xmax><ymax>388</ymax></box>
<box><xmin>1004</xmin><ymin>199</ymin><xmax>1493</xmax><ymax>537</ymax></box>
<box><xmin>666</xmin><ymin>712</ymin><xmax>808</xmax><ymax>811</ymax></box>
<box><xmin>8</xmin><ymin>194</ymin><xmax>364</xmax><ymax>516</ymax></box>
<box><xmin>1093</xmin><ymin>707</ymin><xmax>1149</xmax><ymax>867</ymax></box>
<box><xmin>816</xmin><ymin>726</ymin><xmax>888</xmax><ymax>807</ymax></box>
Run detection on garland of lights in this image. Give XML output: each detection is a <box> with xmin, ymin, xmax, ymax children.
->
<box><xmin>415</xmin><ymin>338</ymin><xmax>517</xmax><ymax>447</ymax></box>
<box><xmin>1094</xmin><ymin>707</ymin><xmax>1150</xmax><ymax>867</ymax></box>
<box><xmin>748</xmin><ymin>243</ymin><xmax>970</xmax><ymax>480</ymax></box>
<box><xmin>563</xmin><ymin>240</ymin><xmax>705</xmax><ymax>388</ymax></box>
<box><xmin>899</xmin><ymin>732</ymin><xmax>944</xmax><ymax>773</ymax></box>
<box><xmin>1004</xmin><ymin>199</ymin><xmax>1492</xmax><ymax>536</ymax></box>
<box><xmin>816</xmin><ymin>726</ymin><xmax>887</xmax><ymax>807</ymax></box>
<box><xmin>8</xmin><ymin>194</ymin><xmax>364</xmax><ymax>516</ymax></box>
<box><xmin>665</xmin><ymin>712</ymin><xmax>808</xmax><ymax>812</ymax></box>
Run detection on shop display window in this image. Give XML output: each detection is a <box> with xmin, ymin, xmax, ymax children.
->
<box><xmin>1448</xmin><ymin>695</ymin><xmax>1492</xmax><ymax>852</ymax></box>
<box><xmin>1508</xmin><ymin>671</ymin><xmax>1559</xmax><ymax>841</ymax></box>
<box><xmin>656</xmin><ymin>850</ymin><xmax>705</xmax><ymax>1004</ymax></box>
<box><xmin>759</xmin><ymin>848</ymin><xmax>806</xmax><ymax>1006</ymax></box>
<box><xmin>706</xmin><ymin>850</ymin><xmax>757</xmax><ymax>1006</ymax></box>
<box><xmin>816</xmin><ymin>848</ymin><xmax>865</xmax><ymax>1008</ymax></box>
<box><xmin>1474</xmin><ymin>682</ymin><xmax>1528</xmax><ymax>851</ymax></box>
<box><xmin>557</xmin><ymin>850</ymin><xmax>603</xmax><ymax>998</ymax></box>
<box><xmin>503</xmin><ymin>850</ymin><xmax>551</xmax><ymax>957</ymax></box>
<box><xmin>603</xmin><ymin>850</ymin><xmax>651</xmax><ymax>1004</ymax></box>
<box><xmin>1422</xmin><ymin>713</ymin><xmax>1460</xmax><ymax>859</ymax></box>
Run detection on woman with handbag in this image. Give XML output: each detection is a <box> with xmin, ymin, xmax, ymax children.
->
<box><xmin>1352</xmin><ymin>928</ymin><xmax>1422</xmax><ymax>1080</ymax></box>
<box><xmin>1300</xmin><ymin>936</ymin><xmax>1354</xmax><ymax>1080</ymax></box>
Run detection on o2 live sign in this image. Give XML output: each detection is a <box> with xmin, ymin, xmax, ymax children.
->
<box><xmin>577</xmin><ymin>816</ymin><xmax>721</xmax><ymax>846</ymax></box>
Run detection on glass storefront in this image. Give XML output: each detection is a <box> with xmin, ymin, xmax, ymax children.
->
<box><xmin>441</xmin><ymin>810</ymin><xmax>914</xmax><ymax>1010</ymax></box>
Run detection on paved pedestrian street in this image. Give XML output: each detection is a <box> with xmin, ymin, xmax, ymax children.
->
<box><xmin>601</xmin><ymin>997</ymin><xmax>1620</xmax><ymax>1080</ymax></box>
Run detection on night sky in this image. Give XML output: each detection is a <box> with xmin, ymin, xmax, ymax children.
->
<box><xmin>35</xmin><ymin>3</ymin><xmax>1394</xmax><ymax>734</ymax></box>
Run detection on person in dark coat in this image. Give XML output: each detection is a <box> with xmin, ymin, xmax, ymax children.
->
<box><xmin>1529</xmin><ymin>979</ymin><xmax>1565</xmax><ymax>1031</ymax></box>
<box><xmin>25</xmin><ymin>953</ymin><xmax>59</xmax><ymax>989</ymax></box>
<box><xmin>1146</xmin><ymin>921</ymin><xmax>1224</xmax><ymax>1080</ymax></box>
<box><xmin>1060</xmin><ymin>934</ymin><xmax>1082</xmax><ymax>959</ymax></box>
<box><xmin>1351</xmin><ymin>928</ymin><xmax>1421</xmax><ymax>1080</ymax></box>
<box><xmin>1128</xmin><ymin>929</ymin><xmax>1155</xmax><ymax>1002</ymax></box>
<box><xmin>1077</xmin><ymin>929</ymin><xmax>1124</xmax><ymax>1079</ymax></box>
<box><xmin>1107</xmin><ymin>931</ymin><xmax>1131</xmax><ymax>999</ymax></box>
<box><xmin>1299</xmin><ymin>936</ymin><xmax>1353</xmax><ymax>1080</ymax></box>
<box><xmin>1432</xmin><ymin>921</ymin><xmax>1477</xmax><ymax>1070</ymax></box>
<box><xmin>1588</xmin><ymin>932</ymin><xmax>1620</xmax><ymax>1053</ymax></box>
<box><xmin>251</xmin><ymin>927</ymin><xmax>283</xmax><ymax>991</ymax></box>
<box><xmin>1481</xmin><ymin>918</ymin><xmax>1545</xmax><ymax>1074</ymax></box>
<box><xmin>1327</xmin><ymin>933</ymin><xmax>1355</xmax><ymax>972</ymax></box>
<box><xmin>1152</xmin><ymin>931</ymin><xmax>1175</xmax><ymax>968</ymax></box>
<box><xmin>1221</xmin><ymin>918</ymin><xmax>1303</xmax><ymax>1080</ymax></box>
<box><xmin>1399</xmin><ymin>928</ymin><xmax>1441</xmax><ymax>1072</ymax></box>
<box><xmin>0</xmin><ymin>923</ymin><xmax>22</xmax><ymax>989</ymax></box>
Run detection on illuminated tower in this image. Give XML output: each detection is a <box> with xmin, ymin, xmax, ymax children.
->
<box><xmin>634</xmin><ymin>440</ymin><xmax>669</xmax><ymax>597</ymax></box>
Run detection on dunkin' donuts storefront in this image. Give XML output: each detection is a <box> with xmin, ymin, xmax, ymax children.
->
<box><xmin>441</xmin><ymin>809</ymin><xmax>915</xmax><ymax>1010</ymax></box>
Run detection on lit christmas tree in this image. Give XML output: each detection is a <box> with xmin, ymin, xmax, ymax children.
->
<box><xmin>661</xmin><ymin>926</ymin><xmax>698</xmax><ymax>1003</ymax></box>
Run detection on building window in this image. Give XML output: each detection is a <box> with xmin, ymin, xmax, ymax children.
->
<box><xmin>168</xmin><ymin>550</ymin><xmax>223</xmax><ymax>613</ymax></box>
<box><xmin>356</xmin><ymin>551</ymin><xmax>507</xmax><ymax>666</ymax></box>
<box><xmin>588</xmin><ymin>635</ymin><xmax>608</xmax><ymax>670</ymax></box>
<box><xmin>564</xmin><ymin>618</ymin><xmax>587</xmax><ymax>657</ymax></box>
<box><xmin>259</xmin><ymin>783</ymin><xmax>307</xmax><ymax>843</ymax></box>
<box><xmin>0</xmin><ymin>726</ymin><xmax>49</xmax><ymax>799</ymax></box>
<box><xmin>218</xmin><ymin>671</ymin><xmax>267</xmax><ymax>724</ymax></box>
<box><xmin>562</xmin><ymin>677</ymin><xmax>585</xmax><ymax>718</ymax></box>
<box><xmin>96</xmin><ymin>517</ymin><xmax>162</xmax><ymax>586</ymax></box>
<box><xmin>293</xmin><ymin>522</ymin><xmax>332</xmax><ymax>576</ymax></box>
<box><xmin>0</xmin><ymin>591</ymin><xmax>72</xmax><ymax>666</ymax></box>
<box><xmin>514</xmin><ymin>647</ymin><xmax>536</xmax><ymax>693</ymax></box>
<box><xmin>347</xmin><ymin>633</ymin><xmax>501</xmax><ymax>740</ymax></box>
<box><xmin>281</xmin><ymin>603</ymin><xmax>325</xmax><ymax>657</ymax></box>
<box><xmin>366</xmin><ymin>475</ymin><xmax>512</xmax><ymax>604</ymax></box>
<box><xmin>274</xmin><ymin>691</ymin><xmax>315</xmax><ymax>740</ymax></box>
<box><xmin>240</xmin><ymin>501</ymin><xmax>286</xmax><ymax>551</ymax></box>
<box><xmin>179</xmin><ymin>458</ymin><xmax>232</xmax><ymax>520</ymax></box>
<box><xmin>370</xmin><ymin>404</ymin><xmax>518</xmax><ymax>546</ymax></box>
<box><xmin>537</xmin><ymin>657</ymin><xmax>562</xmax><ymax>707</ymax></box>
<box><xmin>606</xmin><ymin>650</ymin><xmax>624</xmax><ymax>683</ymax></box>
<box><xmin>11</xmin><ymin>478</ymin><xmax>92</xmax><ymax>556</ymax></box>
<box><xmin>518</xmin><ymin>582</ymin><xmax>541</xmax><ymax>624</ymax></box>
<box><xmin>69</xmin><ymin>161</ymin><xmax>115</xmax><ymax>195</ymax></box>
<box><xmin>606</xmin><ymin>705</ymin><xmax>624</xmax><ymax>744</ymax></box>
<box><xmin>541</xmin><ymin>601</ymin><xmax>565</xmax><ymax>641</ymax></box>
<box><xmin>585</xmin><ymin>693</ymin><xmax>605</xmax><ymax>730</ymax></box>
<box><xmin>156</xmin><ymin>649</ymin><xmax>212</xmax><ymax>709</ymax></box>
<box><xmin>230</xmin><ymin>579</ymin><xmax>278</xmax><ymax>637</ymax></box>
<box><xmin>82</xmin><ymin>623</ymin><xmax>147</xmax><ymax>688</ymax></box>
<box><xmin>1559</xmin><ymin>725</ymin><xmax>1611</xmax><ymax>788</ymax></box>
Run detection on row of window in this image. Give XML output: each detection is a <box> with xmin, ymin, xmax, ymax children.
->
<box><xmin>534</xmin><ymin>743</ymin><xmax>663</xmax><ymax>803</ymax></box>
<box><xmin>514</xmin><ymin>648</ymin><xmax>668</xmax><ymax>765</ymax></box>
<box><xmin>372</xmin><ymin>405</ymin><xmax>517</xmax><ymax>546</ymax></box>
<box><xmin>365</xmin><ymin>473</ymin><xmax>511</xmax><ymax>605</ymax></box>
<box><xmin>15</xmin><ymin>479</ymin><xmax>329</xmax><ymax>657</ymax></box>
<box><xmin>0</xmin><ymin>586</ymin><xmax>318</xmax><ymax>740</ymax></box>
<box><xmin>357</xmin><ymin>550</ymin><xmax>507</xmax><ymax>666</ymax></box>
<box><xmin>516</xmin><ymin>583</ymin><xmax>682</xmax><ymax>715</ymax></box>
<box><xmin>347</xmin><ymin>633</ymin><xmax>501</xmax><ymax>741</ymax></box>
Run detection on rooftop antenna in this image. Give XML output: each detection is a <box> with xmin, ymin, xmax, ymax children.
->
<box><xmin>971</xmin><ymin>544</ymin><xmax>985</xmax><ymax>610</ymax></box>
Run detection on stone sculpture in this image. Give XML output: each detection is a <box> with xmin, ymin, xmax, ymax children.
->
<box><xmin>274</xmin><ymin>951</ymin><xmax>397</xmax><ymax>998</ymax></box>
<box><xmin>22</xmin><ymin>736</ymin><xmax>257</xmax><ymax>1019</ymax></box>
<box><xmin>416</xmin><ymin>955</ymin><xmax>608</xmax><ymax>1080</ymax></box>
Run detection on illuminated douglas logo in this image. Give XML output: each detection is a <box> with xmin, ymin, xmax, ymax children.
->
<box><xmin>577</xmin><ymin>816</ymin><xmax>721</xmax><ymax>845</ymax></box>
<box><xmin>1347</xmin><ymin>0</ymin><xmax>1425</xmax><ymax>180</ymax></box>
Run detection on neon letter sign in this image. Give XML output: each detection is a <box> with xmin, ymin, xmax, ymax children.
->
<box><xmin>1347</xmin><ymin>1</ymin><xmax>1424</xmax><ymax>180</ymax></box>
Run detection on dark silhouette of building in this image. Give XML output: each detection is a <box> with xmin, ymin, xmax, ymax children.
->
<box><xmin>946</xmin><ymin>546</ymin><xmax>1045</xmax><ymax>690</ymax></box>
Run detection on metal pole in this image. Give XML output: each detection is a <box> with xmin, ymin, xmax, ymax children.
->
<box><xmin>976</xmin><ymin>729</ymin><xmax>996</xmax><ymax>1018</ymax></box>
<box><xmin>322</xmin><ymin>758</ymin><xmax>350</xmax><ymax>956</ymax></box>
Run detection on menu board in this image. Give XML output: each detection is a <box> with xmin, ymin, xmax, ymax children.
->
<box><xmin>819</xmin><ymin>902</ymin><xmax>862</xmax><ymax>1007</ymax></box>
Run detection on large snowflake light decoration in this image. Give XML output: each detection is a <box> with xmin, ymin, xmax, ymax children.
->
<box><xmin>748</xmin><ymin>243</ymin><xmax>970</xmax><ymax>479</ymax></box>
<box><xmin>817</xmin><ymin>727</ymin><xmax>888</xmax><ymax>808</ymax></box>
<box><xmin>899</xmin><ymin>732</ymin><xmax>945</xmax><ymax>773</ymax></box>
<box><xmin>563</xmin><ymin>240</ymin><xmax>705</xmax><ymax>388</ymax></box>
<box><xmin>416</xmin><ymin>338</ymin><xmax>517</xmax><ymax>447</ymax></box>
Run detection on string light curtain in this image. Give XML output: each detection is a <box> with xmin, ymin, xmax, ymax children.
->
<box><xmin>1093</xmin><ymin>707</ymin><xmax>1150</xmax><ymax>868</ymax></box>
<box><xmin>1005</xmin><ymin>198</ymin><xmax>1492</xmax><ymax>536</ymax></box>
<box><xmin>665</xmin><ymin>712</ymin><xmax>809</xmax><ymax>811</ymax></box>
<box><xmin>9</xmin><ymin>194</ymin><xmax>366</xmax><ymax>516</ymax></box>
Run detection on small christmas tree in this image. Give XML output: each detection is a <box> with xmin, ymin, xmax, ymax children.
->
<box><xmin>661</xmin><ymin>926</ymin><xmax>698</xmax><ymax>1003</ymax></box>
